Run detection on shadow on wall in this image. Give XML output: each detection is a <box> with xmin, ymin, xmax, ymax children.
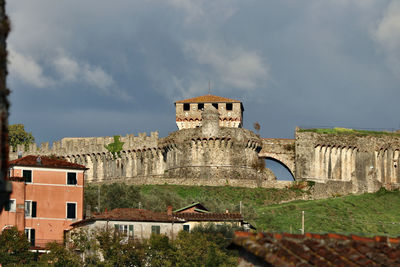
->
<box><xmin>265</xmin><ymin>158</ymin><xmax>294</xmax><ymax>181</ymax></box>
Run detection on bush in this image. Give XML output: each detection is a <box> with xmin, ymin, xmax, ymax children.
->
<box><xmin>0</xmin><ymin>227</ymin><xmax>34</xmax><ymax>266</ymax></box>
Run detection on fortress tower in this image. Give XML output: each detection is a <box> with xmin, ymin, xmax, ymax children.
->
<box><xmin>175</xmin><ymin>94</ymin><xmax>244</xmax><ymax>129</ymax></box>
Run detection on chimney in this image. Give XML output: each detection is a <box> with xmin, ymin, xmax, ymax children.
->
<box><xmin>36</xmin><ymin>156</ymin><xmax>41</xmax><ymax>165</ymax></box>
<box><xmin>225</xmin><ymin>209</ymin><xmax>229</xmax><ymax>214</ymax></box>
<box><xmin>167</xmin><ymin>206</ymin><xmax>173</xmax><ymax>216</ymax></box>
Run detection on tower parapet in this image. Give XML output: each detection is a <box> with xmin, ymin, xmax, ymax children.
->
<box><xmin>175</xmin><ymin>94</ymin><xmax>243</xmax><ymax>130</ymax></box>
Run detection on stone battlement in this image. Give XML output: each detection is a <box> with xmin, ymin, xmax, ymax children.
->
<box><xmin>9</xmin><ymin>132</ymin><xmax>159</xmax><ymax>160</ymax></box>
<box><xmin>11</xmin><ymin>95</ymin><xmax>400</xmax><ymax>197</ymax></box>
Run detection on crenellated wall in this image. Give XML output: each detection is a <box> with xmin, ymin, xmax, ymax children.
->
<box><xmin>10</xmin><ymin>107</ymin><xmax>275</xmax><ymax>186</ymax></box>
<box><xmin>10</xmin><ymin>132</ymin><xmax>159</xmax><ymax>160</ymax></box>
<box><xmin>160</xmin><ymin>106</ymin><xmax>273</xmax><ymax>184</ymax></box>
<box><xmin>295</xmin><ymin>129</ymin><xmax>400</xmax><ymax>194</ymax></box>
<box><xmin>10</xmin><ymin>100</ymin><xmax>400</xmax><ymax>196</ymax></box>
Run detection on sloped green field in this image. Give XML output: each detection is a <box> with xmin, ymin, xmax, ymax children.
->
<box><xmin>85</xmin><ymin>184</ymin><xmax>400</xmax><ymax>236</ymax></box>
<box><xmin>255</xmin><ymin>188</ymin><xmax>400</xmax><ymax>236</ymax></box>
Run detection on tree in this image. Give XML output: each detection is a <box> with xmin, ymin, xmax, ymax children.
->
<box><xmin>173</xmin><ymin>230</ymin><xmax>237</xmax><ymax>267</ymax></box>
<box><xmin>39</xmin><ymin>242</ymin><xmax>81</xmax><ymax>267</ymax></box>
<box><xmin>9</xmin><ymin>124</ymin><xmax>35</xmax><ymax>151</ymax></box>
<box><xmin>0</xmin><ymin>227</ymin><xmax>34</xmax><ymax>265</ymax></box>
<box><xmin>146</xmin><ymin>234</ymin><xmax>176</xmax><ymax>267</ymax></box>
<box><xmin>95</xmin><ymin>226</ymin><xmax>144</xmax><ymax>266</ymax></box>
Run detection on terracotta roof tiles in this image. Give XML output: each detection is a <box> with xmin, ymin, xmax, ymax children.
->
<box><xmin>9</xmin><ymin>155</ymin><xmax>87</xmax><ymax>170</ymax></box>
<box><xmin>175</xmin><ymin>94</ymin><xmax>241</xmax><ymax>104</ymax></box>
<box><xmin>174</xmin><ymin>212</ymin><xmax>243</xmax><ymax>221</ymax></box>
<box><xmin>71</xmin><ymin>208</ymin><xmax>244</xmax><ymax>228</ymax></box>
<box><xmin>72</xmin><ymin>208</ymin><xmax>184</xmax><ymax>227</ymax></box>
<box><xmin>231</xmin><ymin>231</ymin><xmax>400</xmax><ymax>266</ymax></box>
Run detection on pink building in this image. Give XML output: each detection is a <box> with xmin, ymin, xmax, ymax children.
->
<box><xmin>0</xmin><ymin>155</ymin><xmax>87</xmax><ymax>248</ymax></box>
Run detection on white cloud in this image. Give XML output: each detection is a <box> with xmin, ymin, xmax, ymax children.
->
<box><xmin>164</xmin><ymin>0</ymin><xmax>236</xmax><ymax>24</ymax></box>
<box><xmin>8</xmin><ymin>47</ymin><xmax>55</xmax><ymax>88</ymax></box>
<box><xmin>9</xmin><ymin>46</ymin><xmax>118</xmax><ymax>95</ymax></box>
<box><xmin>374</xmin><ymin>1</ymin><xmax>400</xmax><ymax>76</ymax></box>
<box><xmin>53</xmin><ymin>55</ymin><xmax>79</xmax><ymax>82</ymax></box>
<box><xmin>184</xmin><ymin>40</ymin><xmax>269</xmax><ymax>90</ymax></box>
<box><xmin>83</xmin><ymin>64</ymin><xmax>115</xmax><ymax>91</ymax></box>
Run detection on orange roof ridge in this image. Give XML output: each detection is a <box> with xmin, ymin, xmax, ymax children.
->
<box><xmin>175</xmin><ymin>94</ymin><xmax>241</xmax><ymax>103</ymax></box>
<box><xmin>9</xmin><ymin>155</ymin><xmax>87</xmax><ymax>170</ymax></box>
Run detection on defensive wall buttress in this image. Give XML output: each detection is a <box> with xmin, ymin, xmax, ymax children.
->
<box><xmin>10</xmin><ymin>94</ymin><xmax>400</xmax><ymax>197</ymax></box>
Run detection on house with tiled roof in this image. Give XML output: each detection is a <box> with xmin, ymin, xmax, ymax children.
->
<box><xmin>173</xmin><ymin>202</ymin><xmax>209</xmax><ymax>213</ymax></box>
<box><xmin>1</xmin><ymin>155</ymin><xmax>87</xmax><ymax>249</ymax></box>
<box><xmin>173</xmin><ymin>202</ymin><xmax>246</xmax><ymax>232</ymax></box>
<box><xmin>175</xmin><ymin>94</ymin><xmax>244</xmax><ymax>129</ymax></box>
<box><xmin>68</xmin><ymin>204</ymin><xmax>246</xmax><ymax>240</ymax></box>
<box><xmin>69</xmin><ymin>207</ymin><xmax>186</xmax><ymax>240</ymax></box>
<box><xmin>230</xmin><ymin>231</ymin><xmax>400</xmax><ymax>266</ymax></box>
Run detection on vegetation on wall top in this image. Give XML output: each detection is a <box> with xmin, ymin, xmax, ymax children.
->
<box><xmin>104</xmin><ymin>135</ymin><xmax>124</xmax><ymax>159</ymax></box>
<box><xmin>298</xmin><ymin>127</ymin><xmax>400</xmax><ymax>137</ymax></box>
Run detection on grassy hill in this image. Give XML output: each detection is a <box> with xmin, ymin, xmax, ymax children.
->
<box><xmin>255</xmin><ymin>188</ymin><xmax>400</xmax><ymax>236</ymax></box>
<box><xmin>85</xmin><ymin>184</ymin><xmax>400</xmax><ymax>237</ymax></box>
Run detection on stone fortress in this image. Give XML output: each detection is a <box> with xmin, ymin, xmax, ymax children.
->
<box><xmin>10</xmin><ymin>94</ymin><xmax>400</xmax><ymax>197</ymax></box>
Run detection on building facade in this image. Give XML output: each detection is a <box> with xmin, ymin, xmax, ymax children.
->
<box><xmin>0</xmin><ymin>155</ymin><xmax>86</xmax><ymax>248</ymax></box>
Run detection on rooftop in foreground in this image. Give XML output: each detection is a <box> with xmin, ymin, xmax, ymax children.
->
<box><xmin>231</xmin><ymin>231</ymin><xmax>400</xmax><ymax>266</ymax></box>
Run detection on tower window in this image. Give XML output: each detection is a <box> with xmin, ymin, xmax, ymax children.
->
<box><xmin>198</xmin><ymin>103</ymin><xmax>204</xmax><ymax>110</ymax></box>
<box><xmin>226</xmin><ymin>103</ymin><xmax>233</xmax><ymax>110</ymax></box>
<box><xmin>183</xmin><ymin>103</ymin><xmax>190</xmax><ymax>111</ymax></box>
<box><xmin>212</xmin><ymin>103</ymin><xmax>218</xmax><ymax>109</ymax></box>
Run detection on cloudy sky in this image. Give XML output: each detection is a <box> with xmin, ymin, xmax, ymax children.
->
<box><xmin>6</xmin><ymin>0</ymin><xmax>400</xmax><ymax>146</ymax></box>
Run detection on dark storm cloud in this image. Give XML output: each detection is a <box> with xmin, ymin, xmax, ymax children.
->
<box><xmin>6</xmin><ymin>0</ymin><xmax>400</xmax><ymax>144</ymax></box>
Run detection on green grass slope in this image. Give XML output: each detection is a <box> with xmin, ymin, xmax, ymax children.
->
<box><xmin>256</xmin><ymin>188</ymin><xmax>400</xmax><ymax>236</ymax></box>
<box><xmin>85</xmin><ymin>184</ymin><xmax>400</xmax><ymax>237</ymax></box>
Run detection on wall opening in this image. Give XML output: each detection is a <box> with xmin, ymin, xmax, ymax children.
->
<box><xmin>212</xmin><ymin>103</ymin><xmax>218</xmax><ymax>109</ymax></box>
<box><xmin>183</xmin><ymin>103</ymin><xmax>190</xmax><ymax>111</ymax></box>
<box><xmin>265</xmin><ymin>158</ymin><xmax>294</xmax><ymax>181</ymax></box>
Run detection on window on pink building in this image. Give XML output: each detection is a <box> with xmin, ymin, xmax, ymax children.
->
<box><xmin>67</xmin><ymin>203</ymin><xmax>76</xmax><ymax>219</ymax></box>
<box><xmin>25</xmin><ymin>201</ymin><xmax>37</xmax><ymax>217</ymax></box>
<box><xmin>23</xmin><ymin>170</ymin><xmax>32</xmax><ymax>183</ymax></box>
<box><xmin>25</xmin><ymin>228</ymin><xmax>35</xmax><ymax>246</ymax></box>
<box><xmin>67</xmin><ymin>172</ymin><xmax>77</xmax><ymax>185</ymax></box>
<box><xmin>4</xmin><ymin>199</ymin><xmax>16</xmax><ymax>212</ymax></box>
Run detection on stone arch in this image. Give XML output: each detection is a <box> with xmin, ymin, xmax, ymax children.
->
<box><xmin>263</xmin><ymin>156</ymin><xmax>295</xmax><ymax>180</ymax></box>
<box><xmin>258</xmin><ymin>153</ymin><xmax>295</xmax><ymax>179</ymax></box>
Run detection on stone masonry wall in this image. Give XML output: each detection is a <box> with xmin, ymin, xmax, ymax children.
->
<box><xmin>295</xmin><ymin>129</ymin><xmax>400</xmax><ymax>194</ymax></box>
<box><xmin>176</xmin><ymin>102</ymin><xmax>242</xmax><ymax>129</ymax></box>
<box><xmin>9</xmin><ymin>107</ymin><xmax>276</xmax><ymax>186</ymax></box>
<box><xmin>259</xmin><ymin>138</ymin><xmax>295</xmax><ymax>177</ymax></box>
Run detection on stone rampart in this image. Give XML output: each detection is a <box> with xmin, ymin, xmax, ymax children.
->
<box><xmin>295</xmin><ymin>129</ymin><xmax>400</xmax><ymax>193</ymax></box>
<box><xmin>10</xmin><ymin>105</ymin><xmax>400</xmax><ymax>197</ymax></box>
<box><xmin>10</xmin><ymin>132</ymin><xmax>159</xmax><ymax>160</ymax></box>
